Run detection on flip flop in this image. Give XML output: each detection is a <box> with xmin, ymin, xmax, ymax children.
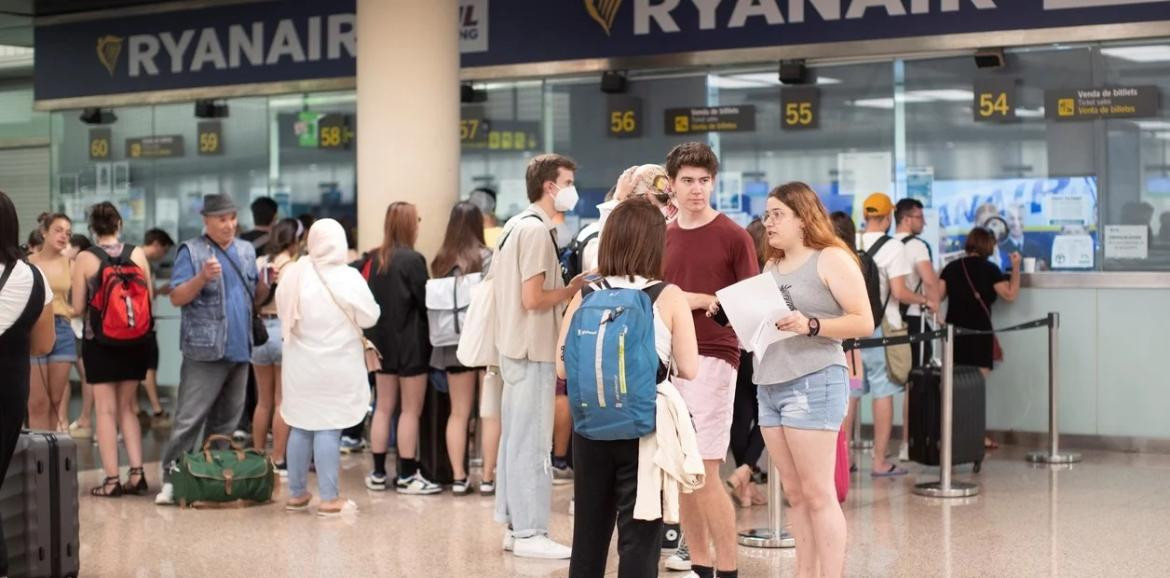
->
<box><xmin>870</xmin><ymin>465</ymin><xmax>908</xmax><ymax>478</ymax></box>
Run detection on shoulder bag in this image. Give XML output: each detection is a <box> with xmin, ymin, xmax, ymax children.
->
<box><xmin>960</xmin><ymin>259</ymin><xmax>1004</xmax><ymax>364</ymax></box>
<box><xmin>206</xmin><ymin>237</ymin><xmax>268</xmax><ymax>347</ymax></box>
<box><xmin>312</xmin><ymin>263</ymin><xmax>382</xmax><ymax>372</ymax></box>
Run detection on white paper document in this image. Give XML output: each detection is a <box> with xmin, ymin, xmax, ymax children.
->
<box><xmin>715</xmin><ymin>273</ymin><xmax>796</xmax><ymax>354</ymax></box>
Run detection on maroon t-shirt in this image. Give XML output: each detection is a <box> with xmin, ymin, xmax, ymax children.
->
<box><xmin>664</xmin><ymin>213</ymin><xmax>760</xmax><ymax>369</ymax></box>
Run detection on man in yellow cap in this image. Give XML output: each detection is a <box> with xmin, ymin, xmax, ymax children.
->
<box><xmin>845</xmin><ymin>193</ymin><xmax>933</xmax><ymax>477</ymax></box>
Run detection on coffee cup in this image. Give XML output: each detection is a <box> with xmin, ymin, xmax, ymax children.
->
<box><xmin>1023</xmin><ymin>257</ymin><xmax>1037</xmax><ymax>273</ymax></box>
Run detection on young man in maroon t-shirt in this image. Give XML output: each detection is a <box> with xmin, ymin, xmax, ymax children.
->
<box><xmin>663</xmin><ymin>142</ymin><xmax>759</xmax><ymax>578</ymax></box>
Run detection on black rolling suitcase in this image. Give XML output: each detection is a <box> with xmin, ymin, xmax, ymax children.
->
<box><xmin>0</xmin><ymin>431</ymin><xmax>81</xmax><ymax>578</ymax></box>
<box><xmin>907</xmin><ymin>365</ymin><xmax>986</xmax><ymax>473</ymax></box>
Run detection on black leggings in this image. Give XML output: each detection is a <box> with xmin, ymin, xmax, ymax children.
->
<box><xmin>569</xmin><ymin>433</ymin><xmax>663</xmax><ymax>578</ymax></box>
<box><xmin>730</xmin><ymin>350</ymin><xmax>765</xmax><ymax>472</ymax></box>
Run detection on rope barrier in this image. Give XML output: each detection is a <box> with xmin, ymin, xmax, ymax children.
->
<box><xmin>842</xmin><ymin>316</ymin><xmax>1054</xmax><ymax>351</ymax></box>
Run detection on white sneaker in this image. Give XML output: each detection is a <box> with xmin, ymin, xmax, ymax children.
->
<box><xmin>154</xmin><ymin>483</ymin><xmax>175</xmax><ymax>505</ymax></box>
<box><xmin>502</xmin><ymin>530</ymin><xmax>514</xmax><ymax>552</ymax></box>
<box><xmin>552</xmin><ymin>465</ymin><xmax>574</xmax><ymax>486</ymax></box>
<box><xmin>898</xmin><ymin>444</ymin><xmax>910</xmax><ymax>462</ymax></box>
<box><xmin>665</xmin><ymin>540</ymin><xmax>692</xmax><ymax>571</ymax></box>
<box><xmin>396</xmin><ymin>472</ymin><xmax>442</xmax><ymax>495</ymax></box>
<box><xmin>512</xmin><ymin>535</ymin><xmax>572</xmax><ymax>560</ymax></box>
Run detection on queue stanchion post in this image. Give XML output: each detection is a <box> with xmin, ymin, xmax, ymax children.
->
<box><xmin>847</xmin><ymin>344</ymin><xmax>874</xmax><ymax>450</ymax></box>
<box><xmin>1027</xmin><ymin>312</ymin><xmax>1082</xmax><ymax>465</ymax></box>
<box><xmin>914</xmin><ymin>324</ymin><xmax>979</xmax><ymax>498</ymax></box>
<box><xmin>738</xmin><ymin>460</ymin><xmax>795</xmax><ymax>548</ymax></box>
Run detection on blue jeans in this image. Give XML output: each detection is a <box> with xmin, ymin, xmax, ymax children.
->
<box><xmin>495</xmin><ymin>356</ymin><xmax>555</xmax><ymax>538</ymax></box>
<box><xmin>287</xmin><ymin>427</ymin><xmax>342</xmax><ymax>501</ymax></box>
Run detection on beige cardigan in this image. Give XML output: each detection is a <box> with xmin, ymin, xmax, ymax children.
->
<box><xmin>634</xmin><ymin>380</ymin><xmax>706</xmax><ymax>523</ymax></box>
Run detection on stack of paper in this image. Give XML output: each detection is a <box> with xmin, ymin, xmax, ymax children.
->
<box><xmin>715</xmin><ymin>273</ymin><xmax>796</xmax><ymax>355</ymax></box>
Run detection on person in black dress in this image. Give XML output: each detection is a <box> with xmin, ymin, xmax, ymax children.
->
<box><xmin>939</xmin><ymin>226</ymin><xmax>1021</xmax><ymax>449</ymax></box>
<box><xmin>364</xmin><ymin>202</ymin><xmax>440</xmax><ymax>495</ymax></box>
<box><xmin>72</xmin><ymin>202</ymin><xmax>154</xmax><ymax>496</ymax></box>
<box><xmin>0</xmin><ymin>190</ymin><xmax>57</xmax><ymax>578</ymax></box>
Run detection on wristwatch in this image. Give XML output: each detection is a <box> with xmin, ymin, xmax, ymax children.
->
<box><xmin>807</xmin><ymin>317</ymin><xmax>821</xmax><ymax>337</ymax></box>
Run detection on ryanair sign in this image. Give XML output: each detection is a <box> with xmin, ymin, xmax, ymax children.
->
<box><xmin>460</xmin><ymin>0</ymin><xmax>1170</xmax><ymax>67</ymax></box>
<box><xmin>35</xmin><ymin>0</ymin><xmax>1170</xmax><ymax>103</ymax></box>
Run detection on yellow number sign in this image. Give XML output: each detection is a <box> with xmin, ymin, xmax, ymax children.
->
<box><xmin>784</xmin><ymin>102</ymin><xmax>814</xmax><ymax>126</ymax></box>
<box><xmin>90</xmin><ymin>138</ymin><xmax>109</xmax><ymax>159</ymax></box>
<box><xmin>198</xmin><ymin>132</ymin><xmax>219</xmax><ymax>153</ymax></box>
<box><xmin>320</xmin><ymin>126</ymin><xmax>342</xmax><ymax>147</ymax></box>
<box><xmin>978</xmin><ymin>92</ymin><xmax>1011</xmax><ymax>117</ymax></box>
<box><xmin>610</xmin><ymin>111</ymin><xmax>637</xmax><ymax>134</ymax></box>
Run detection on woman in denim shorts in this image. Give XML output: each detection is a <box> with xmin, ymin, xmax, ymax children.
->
<box><xmin>714</xmin><ymin>183</ymin><xmax>874</xmax><ymax>578</ymax></box>
<box><xmin>28</xmin><ymin>213</ymin><xmax>77</xmax><ymax>432</ymax></box>
<box><xmin>250</xmin><ymin>219</ymin><xmax>301</xmax><ymax>473</ymax></box>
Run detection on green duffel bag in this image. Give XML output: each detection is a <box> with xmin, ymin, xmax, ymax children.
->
<box><xmin>171</xmin><ymin>434</ymin><xmax>276</xmax><ymax>508</ymax></box>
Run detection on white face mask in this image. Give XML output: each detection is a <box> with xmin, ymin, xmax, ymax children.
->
<box><xmin>553</xmin><ymin>184</ymin><xmax>580</xmax><ymax>213</ymax></box>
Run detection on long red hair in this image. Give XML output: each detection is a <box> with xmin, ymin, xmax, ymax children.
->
<box><xmin>764</xmin><ymin>182</ymin><xmax>859</xmax><ymax>266</ymax></box>
<box><xmin>377</xmin><ymin>201</ymin><xmax>418</xmax><ymax>274</ymax></box>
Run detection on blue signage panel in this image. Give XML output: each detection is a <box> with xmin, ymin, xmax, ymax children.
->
<box><xmin>35</xmin><ymin>0</ymin><xmax>357</xmax><ymax>101</ymax></box>
<box><xmin>461</xmin><ymin>0</ymin><xmax>1170</xmax><ymax>68</ymax></box>
<box><xmin>34</xmin><ymin>0</ymin><xmax>1170</xmax><ymax>102</ymax></box>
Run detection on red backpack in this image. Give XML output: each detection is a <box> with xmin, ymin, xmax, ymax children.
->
<box><xmin>87</xmin><ymin>245</ymin><xmax>153</xmax><ymax>345</ymax></box>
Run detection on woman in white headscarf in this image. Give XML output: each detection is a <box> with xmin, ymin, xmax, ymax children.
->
<box><xmin>276</xmin><ymin>218</ymin><xmax>380</xmax><ymax>517</ymax></box>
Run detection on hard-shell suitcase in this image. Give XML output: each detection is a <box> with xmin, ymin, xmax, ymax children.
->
<box><xmin>907</xmin><ymin>365</ymin><xmax>986</xmax><ymax>473</ymax></box>
<box><xmin>0</xmin><ymin>431</ymin><xmax>81</xmax><ymax>578</ymax></box>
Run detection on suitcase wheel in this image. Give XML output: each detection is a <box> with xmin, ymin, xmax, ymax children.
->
<box><xmin>973</xmin><ymin>461</ymin><xmax>982</xmax><ymax>474</ymax></box>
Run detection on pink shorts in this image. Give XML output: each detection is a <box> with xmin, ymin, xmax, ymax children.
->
<box><xmin>672</xmin><ymin>356</ymin><xmax>737</xmax><ymax>461</ymax></box>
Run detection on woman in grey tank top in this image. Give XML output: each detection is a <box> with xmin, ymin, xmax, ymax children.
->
<box><xmin>729</xmin><ymin>182</ymin><xmax>874</xmax><ymax>578</ymax></box>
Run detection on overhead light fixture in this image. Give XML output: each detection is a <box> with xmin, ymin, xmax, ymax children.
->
<box><xmin>910</xmin><ymin>89</ymin><xmax>975</xmax><ymax>102</ymax></box>
<box><xmin>194</xmin><ymin>99</ymin><xmax>229</xmax><ymax>118</ymax></box>
<box><xmin>600</xmin><ymin>70</ymin><xmax>628</xmax><ymax>94</ymax></box>
<box><xmin>79</xmin><ymin>108</ymin><xmax>116</xmax><ymax>124</ymax></box>
<box><xmin>1100</xmin><ymin>45</ymin><xmax>1170</xmax><ymax>62</ymax></box>
<box><xmin>709</xmin><ymin>73</ymin><xmax>841</xmax><ymax>90</ymax></box>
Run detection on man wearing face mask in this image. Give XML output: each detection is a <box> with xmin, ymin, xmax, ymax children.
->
<box><xmin>493</xmin><ymin>154</ymin><xmax>588</xmax><ymax>559</ymax></box>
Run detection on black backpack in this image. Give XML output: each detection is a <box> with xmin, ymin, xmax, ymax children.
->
<box><xmin>859</xmin><ymin>235</ymin><xmax>892</xmax><ymax>330</ymax></box>
<box><xmin>559</xmin><ymin>227</ymin><xmax>599</xmax><ymax>284</ymax></box>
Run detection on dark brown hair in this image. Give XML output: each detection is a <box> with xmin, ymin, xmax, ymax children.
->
<box><xmin>432</xmin><ymin>201</ymin><xmax>487</xmax><ymax>276</ymax></box>
<box><xmin>597</xmin><ymin>198</ymin><xmax>665</xmax><ymax>280</ymax></box>
<box><xmin>665</xmin><ymin>141</ymin><xmax>719</xmax><ymax>179</ymax></box>
<box><xmin>88</xmin><ymin>202</ymin><xmax>122</xmax><ymax>237</ymax></box>
<box><xmin>525</xmin><ymin>154</ymin><xmax>577</xmax><ymax>203</ymax></box>
<box><xmin>37</xmin><ymin>212</ymin><xmax>72</xmax><ymax>232</ymax></box>
<box><xmin>764</xmin><ymin>182</ymin><xmax>858</xmax><ymax>265</ymax></box>
<box><xmin>0</xmin><ymin>191</ymin><xmax>21</xmax><ymax>266</ymax></box>
<box><xmin>965</xmin><ymin>227</ymin><xmax>997</xmax><ymax>258</ymax></box>
<box><xmin>746</xmin><ymin>218</ymin><xmax>767</xmax><ymax>270</ymax></box>
<box><xmin>830</xmin><ymin>211</ymin><xmax>858</xmax><ymax>250</ymax></box>
<box><xmin>267</xmin><ymin>218</ymin><xmax>300</xmax><ymax>258</ymax></box>
<box><xmin>377</xmin><ymin>202</ymin><xmax>419</xmax><ymax>274</ymax></box>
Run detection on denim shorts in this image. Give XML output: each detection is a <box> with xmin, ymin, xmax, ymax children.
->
<box><xmin>757</xmin><ymin>365</ymin><xmax>849</xmax><ymax>431</ymax></box>
<box><xmin>251</xmin><ymin>317</ymin><xmax>283</xmax><ymax>366</ymax></box>
<box><xmin>852</xmin><ymin>326</ymin><xmax>904</xmax><ymax>400</ymax></box>
<box><xmin>31</xmin><ymin>316</ymin><xmax>78</xmax><ymax>364</ymax></box>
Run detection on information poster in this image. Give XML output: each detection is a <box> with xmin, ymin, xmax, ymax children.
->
<box><xmin>906</xmin><ymin>167</ymin><xmax>934</xmax><ymax>207</ymax></box>
<box><xmin>1104</xmin><ymin>225</ymin><xmax>1148</xmax><ymax>260</ymax></box>
<box><xmin>126</xmin><ymin>135</ymin><xmax>185</xmax><ymax>159</ymax></box>
<box><xmin>838</xmin><ymin>152</ymin><xmax>893</xmax><ymax>223</ymax></box>
<box><xmin>1051</xmin><ymin>234</ymin><xmax>1095</xmax><ymax>269</ymax></box>
<box><xmin>717</xmin><ymin>171</ymin><xmax>743</xmax><ymax>212</ymax></box>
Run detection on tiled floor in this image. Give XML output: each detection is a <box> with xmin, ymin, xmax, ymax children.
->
<box><xmin>71</xmin><ymin>439</ymin><xmax>1170</xmax><ymax>577</ymax></box>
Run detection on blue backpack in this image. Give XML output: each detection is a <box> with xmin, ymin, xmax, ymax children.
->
<box><xmin>564</xmin><ymin>280</ymin><xmax>668</xmax><ymax>441</ymax></box>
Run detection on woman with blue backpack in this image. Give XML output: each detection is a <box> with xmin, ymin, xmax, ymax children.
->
<box><xmin>712</xmin><ymin>183</ymin><xmax>874</xmax><ymax>578</ymax></box>
<box><xmin>556</xmin><ymin>199</ymin><xmax>700</xmax><ymax>578</ymax></box>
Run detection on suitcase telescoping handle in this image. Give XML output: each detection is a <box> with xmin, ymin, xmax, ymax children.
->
<box><xmin>202</xmin><ymin>434</ymin><xmax>248</xmax><ymax>463</ymax></box>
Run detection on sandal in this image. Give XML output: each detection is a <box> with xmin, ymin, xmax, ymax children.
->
<box><xmin>316</xmin><ymin>499</ymin><xmax>357</xmax><ymax>518</ymax></box>
<box><xmin>91</xmin><ymin>476</ymin><xmax>123</xmax><ymax>498</ymax></box>
<box><xmin>984</xmin><ymin>437</ymin><xmax>1000</xmax><ymax>450</ymax></box>
<box><xmin>122</xmin><ymin>467</ymin><xmax>149</xmax><ymax>495</ymax></box>
<box><xmin>870</xmin><ymin>464</ymin><xmax>909</xmax><ymax>478</ymax></box>
<box><xmin>286</xmin><ymin>494</ymin><xmax>313</xmax><ymax>512</ymax></box>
